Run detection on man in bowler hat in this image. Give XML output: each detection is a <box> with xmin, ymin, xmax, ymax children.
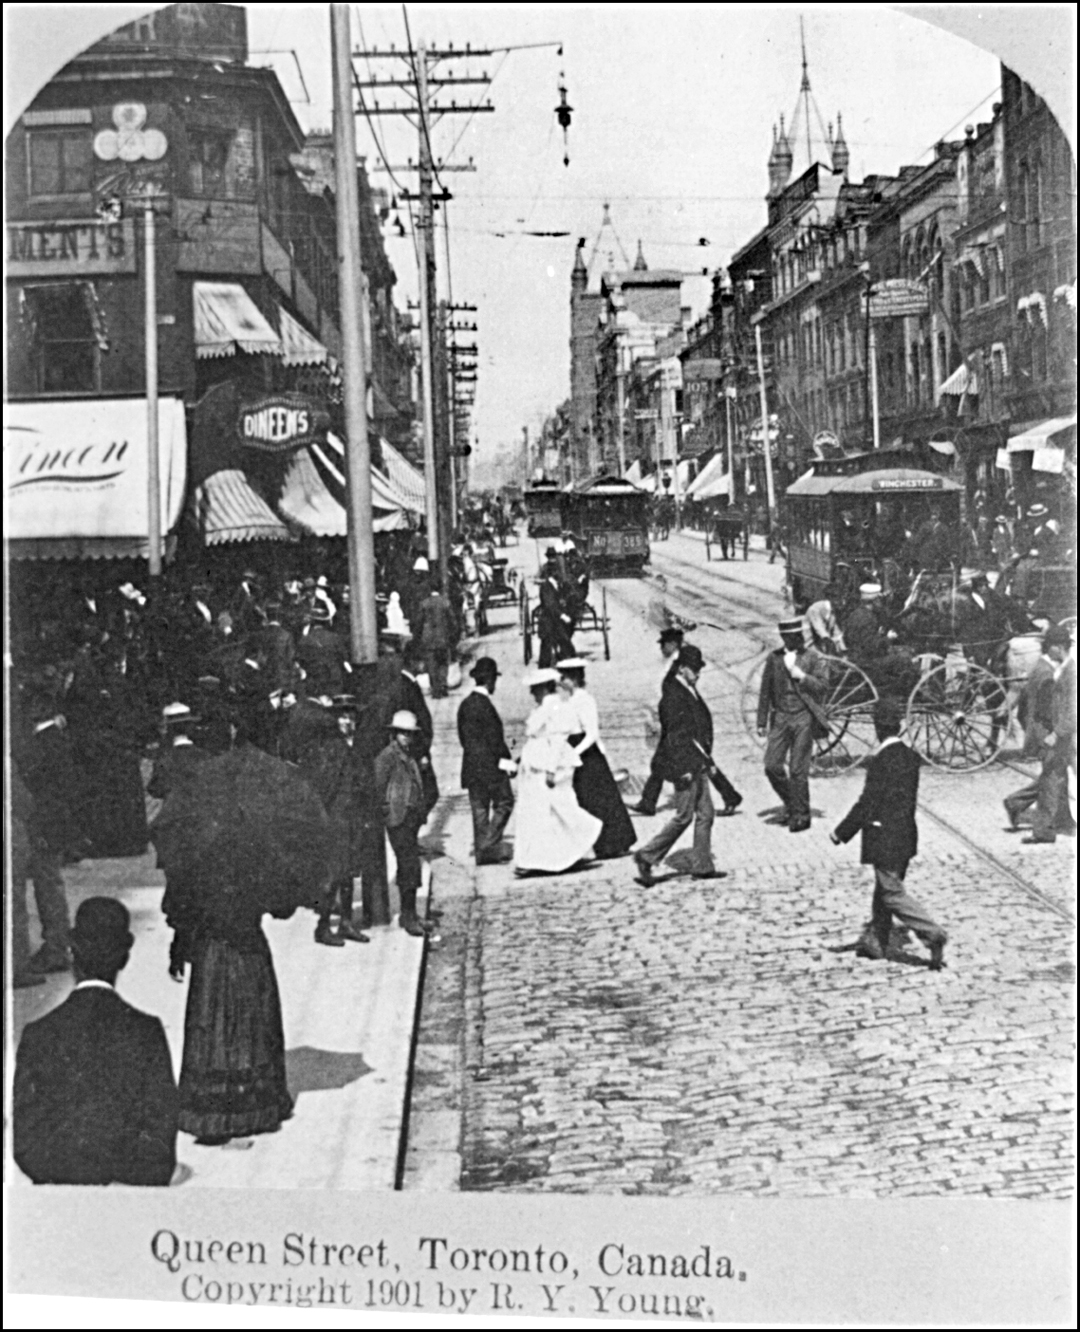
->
<box><xmin>14</xmin><ymin>898</ymin><xmax>179</xmax><ymax>1185</ymax></box>
<box><xmin>457</xmin><ymin>657</ymin><xmax>515</xmax><ymax>864</ymax></box>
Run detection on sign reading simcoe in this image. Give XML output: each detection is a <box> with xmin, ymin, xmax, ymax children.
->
<box><xmin>871</xmin><ymin>476</ymin><xmax>944</xmax><ymax>491</ymax></box>
<box><xmin>7</xmin><ymin>218</ymin><xmax>136</xmax><ymax>277</ymax></box>
<box><xmin>237</xmin><ymin>393</ymin><xmax>329</xmax><ymax>452</ymax></box>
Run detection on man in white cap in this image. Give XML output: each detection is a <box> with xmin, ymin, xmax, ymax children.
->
<box><xmin>843</xmin><ymin>584</ymin><xmax>887</xmax><ymax>664</ymax></box>
<box><xmin>757</xmin><ymin>618</ymin><xmax>828</xmax><ymax>832</ymax></box>
<box><xmin>374</xmin><ymin>711</ymin><xmax>434</xmax><ymax>936</ymax></box>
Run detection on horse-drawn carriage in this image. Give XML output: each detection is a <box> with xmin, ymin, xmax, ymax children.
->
<box><xmin>703</xmin><ymin>504</ymin><xmax>749</xmax><ymax>561</ymax></box>
<box><xmin>756</xmin><ymin>452</ymin><xmax>1060</xmax><ymax>773</ymax></box>
<box><xmin>519</xmin><ymin>580</ymin><xmax>611</xmax><ymax>665</ymax></box>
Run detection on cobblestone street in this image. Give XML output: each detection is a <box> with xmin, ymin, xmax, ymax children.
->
<box><xmin>406</xmin><ymin>533</ymin><xmax>1076</xmax><ymax>1199</ymax></box>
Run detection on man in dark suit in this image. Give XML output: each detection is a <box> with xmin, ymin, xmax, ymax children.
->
<box><xmin>537</xmin><ymin>561</ymin><xmax>574</xmax><ymax>668</ymax></box>
<box><xmin>1025</xmin><ymin>627</ymin><xmax>1077</xmax><ymax>845</ymax></box>
<box><xmin>14</xmin><ymin>897</ymin><xmax>179</xmax><ymax>1185</ymax></box>
<box><xmin>630</xmin><ymin>628</ymin><xmax>683</xmax><ymax>816</ymax></box>
<box><xmin>757</xmin><ymin>617</ymin><xmax>829</xmax><ymax>832</ymax></box>
<box><xmin>456</xmin><ymin>657</ymin><xmax>515</xmax><ymax>864</ymax></box>
<box><xmin>831</xmin><ymin>698</ymin><xmax>946</xmax><ymax>970</ymax></box>
<box><xmin>147</xmin><ymin>702</ymin><xmax>209</xmax><ymax>801</ymax></box>
<box><xmin>634</xmin><ymin>645</ymin><xmax>725</xmax><ymax>884</ymax></box>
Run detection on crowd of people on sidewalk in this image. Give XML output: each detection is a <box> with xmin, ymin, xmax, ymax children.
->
<box><xmin>9</xmin><ymin>521</ymin><xmax>1076</xmax><ymax>1187</ymax></box>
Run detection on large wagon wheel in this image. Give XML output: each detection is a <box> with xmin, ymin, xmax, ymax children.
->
<box><xmin>600</xmin><ymin>585</ymin><xmax>611</xmax><ymax>661</ymax></box>
<box><xmin>741</xmin><ymin>655</ymin><xmax>878</xmax><ymax>774</ymax></box>
<box><xmin>519</xmin><ymin>583</ymin><xmax>532</xmax><ymax>665</ymax></box>
<box><xmin>905</xmin><ymin>658</ymin><xmax>1009</xmax><ymax>771</ymax></box>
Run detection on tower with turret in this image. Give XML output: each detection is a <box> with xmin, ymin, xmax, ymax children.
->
<box><xmin>569</xmin><ymin>237</ymin><xmax>603</xmax><ymax>480</ymax></box>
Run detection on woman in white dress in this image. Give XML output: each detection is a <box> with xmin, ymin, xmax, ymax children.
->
<box><xmin>514</xmin><ymin>669</ymin><xmax>602</xmax><ymax>874</ymax></box>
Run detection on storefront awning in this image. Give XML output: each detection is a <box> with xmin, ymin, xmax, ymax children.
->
<box><xmin>279</xmin><ymin>307</ymin><xmax>331</xmax><ymax>367</ymax></box>
<box><xmin>279</xmin><ymin>447</ymin><xmax>409</xmax><ymax>535</ymax></box>
<box><xmin>315</xmin><ymin>432</ymin><xmax>424</xmax><ymax>515</ymax></box>
<box><xmin>5</xmin><ymin>396</ymin><xmax>187</xmax><ymax>558</ymax></box>
<box><xmin>380</xmin><ymin>438</ymin><xmax>427</xmax><ymax>511</ymax></box>
<box><xmin>695</xmin><ymin>470</ymin><xmax>730</xmax><ymax>501</ymax></box>
<box><xmin>938</xmin><ymin>363</ymin><xmax>974</xmax><ymax>398</ymax></box>
<box><xmin>1006</xmin><ymin>416</ymin><xmax>1076</xmax><ymax>451</ymax></box>
<box><xmin>194</xmin><ymin>468</ymin><xmax>291</xmax><ymax>544</ymax></box>
<box><xmin>194</xmin><ymin>281</ymin><xmax>283</xmax><ymax>359</ymax></box>
<box><xmin>684</xmin><ymin>453</ymin><xmax>726</xmax><ymax>499</ymax></box>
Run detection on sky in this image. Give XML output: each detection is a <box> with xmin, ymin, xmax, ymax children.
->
<box><xmin>246</xmin><ymin>4</ymin><xmax>1004</xmax><ymax>485</ymax></box>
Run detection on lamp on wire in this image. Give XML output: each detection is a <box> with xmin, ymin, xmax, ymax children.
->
<box><xmin>555</xmin><ymin>73</ymin><xmax>572</xmax><ymax>166</ymax></box>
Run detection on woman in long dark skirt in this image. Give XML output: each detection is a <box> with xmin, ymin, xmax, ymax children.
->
<box><xmin>554</xmin><ymin>660</ymin><xmax>636</xmax><ymax>859</ymax></box>
<box><xmin>164</xmin><ymin>880</ymin><xmax>293</xmax><ymax>1145</ymax></box>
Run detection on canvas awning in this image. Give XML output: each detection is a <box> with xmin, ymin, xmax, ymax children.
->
<box><xmin>193</xmin><ymin>281</ymin><xmax>283</xmax><ymax>359</ymax></box>
<box><xmin>684</xmin><ymin>453</ymin><xmax>726</xmax><ymax>499</ymax></box>
<box><xmin>279</xmin><ymin>447</ymin><xmax>411</xmax><ymax>535</ymax></box>
<box><xmin>695</xmin><ymin>470</ymin><xmax>730</xmax><ymax>501</ymax></box>
<box><xmin>379</xmin><ymin>437</ymin><xmax>427</xmax><ymax>511</ymax></box>
<box><xmin>279</xmin><ymin>306</ymin><xmax>331</xmax><ymax>367</ymax></box>
<box><xmin>6</xmin><ymin>396</ymin><xmax>187</xmax><ymax>559</ymax></box>
<box><xmin>194</xmin><ymin>468</ymin><xmax>291</xmax><ymax>544</ymax></box>
<box><xmin>938</xmin><ymin>363</ymin><xmax>974</xmax><ymax>398</ymax></box>
<box><xmin>314</xmin><ymin>432</ymin><xmax>424</xmax><ymax>514</ymax></box>
<box><xmin>1006</xmin><ymin>416</ymin><xmax>1076</xmax><ymax>452</ymax></box>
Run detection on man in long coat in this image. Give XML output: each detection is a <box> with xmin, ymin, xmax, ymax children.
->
<box><xmin>634</xmin><ymin>645</ymin><xmax>725</xmax><ymax>883</ymax></box>
<box><xmin>1024</xmin><ymin>626</ymin><xmax>1077</xmax><ymax>844</ymax></box>
<box><xmin>456</xmin><ymin>657</ymin><xmax>514</xmax><ymax>864</ymax></box>
<box><xmin>630</xmin><ymin>628</ymin><xmax>683</xmax><ymax>815</ymax></box>
<box><xmin>411</xmin><ymin>581</ymin><xmax>455</xmax><ymax>699</ymax></box>
<box><xmin>832</xmin><ymin>697</ymin><xmax>946</xmax><ymax>970</ymax></box>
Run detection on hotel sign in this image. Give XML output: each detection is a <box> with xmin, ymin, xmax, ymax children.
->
<box><xmin>7</xmin><ymin>218</ymin><xmax>136</xmax><ymax>277</ymax></box>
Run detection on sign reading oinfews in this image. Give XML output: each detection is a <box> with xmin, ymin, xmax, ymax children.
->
<box><xmin>237</xmin><ymin>393</ymin><xmax>329</xmax><ymax>452</ymax></box>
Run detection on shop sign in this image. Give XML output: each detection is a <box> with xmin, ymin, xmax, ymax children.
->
<box><xmin>871</xmin><ymin>476</ymin><xmax>944</xmax><ymax>491</ymax></box>
<box><xmin>237</xmin><ymin>392</ymin><xmax>329</xmax><ymax>452</ymax></box>
<box><xmin>7</xmin><ymin>218</ymin><xmax>136</xmax><ymax>277</ymax></box>
<box><xmin>869</xmin><ymin>278</ymin><xmax>929</xmax><ymax>319</ymax></box>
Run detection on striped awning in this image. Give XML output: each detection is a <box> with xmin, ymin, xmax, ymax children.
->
<box><xmin>380</xmin><ymin>437</ymin><xmax>427</xmax><ymax>511</ymax></box>
<box><xmin>279</xmin><ymin>447</ymin><xmax>410</xmax><ymax>534</ymax></box>
<box><xmin>279</xmin><ymin>307</ymin><xmax>331</xmax><ymax>367</ymax></box>
<box><xmin>313</xmin><ymin>432</ymin><xmax>424</xmax><ymax>514</ymax></box>
<box><xmin>195</xmin><ymin>469</ymin><xmax>291</xmax><ymax>544</ymax></box>
<box><xmin>938</xmin><ymin>363</ymin><xmax>974</xmax><ymax>398</ymax></box>
<box><xmin>194</xmin><ymin>282</ymin><xmax>283</xmax><ymax>359</ymax></box>
<box><xmin>685</xmin><ymin>452</ymin><xmax>726</xmax><ymax>499</ymax></box>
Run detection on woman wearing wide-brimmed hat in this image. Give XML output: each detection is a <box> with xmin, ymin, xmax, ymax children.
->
<box><xmin>553</xmin><ymin>659</ymin><xmax>636</xmax><ymax>859</ymax></box>
<box><xmin>514</xmin><ymin>669</ymin><xmax>601</xmax><ymax>874</ymax></box>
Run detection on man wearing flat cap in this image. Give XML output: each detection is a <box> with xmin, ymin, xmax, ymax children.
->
<box><xmin>757</xmin><ymin>618</ymin><xmax>829</xmax><ymax>832</ymax></box>
<box><xmin>634</xmin><ymin>644</ymin><xmax>726</xmax><ymax>884</ymax></box>
<box><xmin>457</xmin><ymin>657</ymin><xmax>515</xmax><ymax>864</ymax></box>
<box><xmin>14</xmin><ymin>898</ymin><xmax>179</xmax><ymax>1185</ymax></box>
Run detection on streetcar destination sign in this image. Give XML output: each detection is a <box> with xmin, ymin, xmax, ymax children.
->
<box><xmin>871</xmin><ymin>476</ymin><xmax>944</xmax><ymax>490</ymax></box>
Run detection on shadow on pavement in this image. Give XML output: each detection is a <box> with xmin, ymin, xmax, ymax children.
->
<box><xmin>285</xmin><ymin>1046</ymin><xmax>372</xmax><ymax>1096</ymax></box>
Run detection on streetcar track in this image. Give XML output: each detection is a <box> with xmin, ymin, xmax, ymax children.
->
<box><xmin>601</xmin><ymin>550</ymin><xmax>1074</xmax><ymax>924</ymax></box>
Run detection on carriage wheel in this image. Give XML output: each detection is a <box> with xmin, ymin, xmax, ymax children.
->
<box><xmin>811</xmin><ymin>658</ymin><xmax>879</xmax><ymax>774</ymax></box>
<box><xmin>601</xmin><ymin>585</ymin><xmax>611</xmax><ymax>661</ymax></box>
<box><xmin>905</xmin><ymin>659</ymin><xmax>1009</xmax><ymax>772</ymax></box>
<box><xmin>520</xmin><ymin>584</ymin><xmax>532</xmax><ymax>665</ymax></box>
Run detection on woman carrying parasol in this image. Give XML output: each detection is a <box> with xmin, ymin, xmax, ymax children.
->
<box><xmin>152</xmin><ymin>743</ymin><xmax>332</xmax><ymax>1145</ymax></box>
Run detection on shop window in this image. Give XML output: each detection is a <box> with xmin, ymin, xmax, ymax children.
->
<box><xmin>21</xmin><ymin>283</ymin><xmax>105</xmax><ymax>393</ymax></box>
<box><xmin>188</xmin><ymin>123</ymin><xmax>255</xmax><ymax>199</ymax></box>
<box><xmin>27</xmin><ymin>127</ymin><xmax>92</xmax><ymax>197</ymax></box>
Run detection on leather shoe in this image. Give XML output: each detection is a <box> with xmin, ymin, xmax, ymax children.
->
<box><xmin>721</xmin><ymin>794</ymin><xmax>743</xmax><ymax>815</ymax></box>
<box><xmin>854</xmin><ymin>941</ymin><xmax>886</xmax><ymax>961</ymax></box>
<box><xmin>477</xmin><ymin>849</ymin><xmax>513</xmax><ymax>865</ymax></box>
<box><xmin>1003</xmin><ymin>800</ymin><xmax>1021</xmax><ymax>831</ymax></box>
<box><xmin>314</xmin><ymin>924</ymin><xmax>346</xmax><ymax>947</ymax></box>
<box><xmin>691</xmin><ymin>870</ymin><xmax>728</xmax><ymax>880</ymax></box>
<box><xmin>633</xmin><ymin>854</ymin><xmax>654</xmax><ymax>886</ymax></box>
<box><xmin>629</xmin><ymin>803</ymin><xmax>656</xmax><ymax>816</ymax></box>
<box><xmin>1021</xmin><ymin>835</ymin><xmax>1056</xmax><ymax>845</ymax></box>
<box><xmin>928</xmin><ymin>940</ymin><xmax>946</xmax><ymax>971</ymax></box>
<box><xmin>789</xmin><ymin>819</ymin><xmax>811</xmax><ymax>833</ymax></box>
<box><xmin>336</xmin><ymin>919</ymin><xmax>371</xmax><ymax>944</ymax></box>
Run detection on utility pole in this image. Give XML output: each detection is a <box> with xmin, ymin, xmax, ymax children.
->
<box><xmin>144</xmin><ymin>199</ymin><xmax>161</xmax><ymax>578</ymax></box>
<box><xmin>331</xmin><ymin>3</ymin><xmax>378</xmax><ymax>665</ymax></box>
<box><xmin>753</xmin><ymin>316</ymin><xmax>777</xmax><ymax>527</ymax></box>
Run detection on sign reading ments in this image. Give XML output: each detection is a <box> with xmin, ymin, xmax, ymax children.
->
<box><xmin>871</xmin><ymin>476</ymin><xmax>944</xmax><ymax>491</ymax></box>
<box><xmin>7</xmin><ymin>218</ymin><xmax>136</xmax><ymax>277</ymax></box>
<box><xmin>869</xmin><ymin>278</ymin><xmax>930</xmax><ymax>319</ymax></box>
<box><xmin>237</xmin><ymin>393</ymin><xmax>329</xmax><ymax>452</ymax></box>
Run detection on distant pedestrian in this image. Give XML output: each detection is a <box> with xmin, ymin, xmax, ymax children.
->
<box><xmin>757</xmin><ymin>617</ymin><xmax>829</xmax><ymax>832</ymax></box>
<box><xmin>1021</xmin><ymin>626</ymin><xmax>1077</xmax><ymax>845</ymax></box>
<box><xmin>374</xmin><ymin>710</ymin><xmax>434</xmax><ymax>936</ymax></box>
<box><xmin>633</xmin><ymin>645</ymin><xmax>726</xmax><ymax>883</ymax></box>
<box><xmin>630</xmin><ymin>628</ymin><xmax>683</xmax><ymax>816</ymax></box>
<box><xmin>831</xmin><ymin>698</ymin><xmax>946</xmax><ymax>971</ymax></box>
<box><xmin>412</xmin><ymin>581</ymin><xmax>455</xmax><ymax>698</ymax></box>
<box><xmin>457</xmin><ymin>658</ymin><xmax>515</xmax><ymax>864</ymax></box>
<box><xmin>14</xmin><ymin>897</ymin><xmax>179</xmax><ymax>1184</ymax></box>
<box><xmin>1004</xmin><ymin>628</ymin><xmax>1062</xmax><ymax>831</ymax></box>
<box><xmin>537</xmin><ymin>560</ymin><xmax>574</xmax><ymax>668</ymax></box>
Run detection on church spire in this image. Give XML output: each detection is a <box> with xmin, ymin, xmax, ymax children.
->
<box><xmin>831</xmin><ymin>111</ymin><xmax>850</xmax><ymax>177</ymax></box>
<box><xmin>633</xmin><ymin>240</ymin><xmax>648</xmax><ymax>272</ymax></box>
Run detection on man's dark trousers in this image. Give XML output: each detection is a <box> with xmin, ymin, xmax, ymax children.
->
<box><xmin>764</xmin><ymin>715</ymin><xmax>814</xmax><ymax>822</ymax></box>
<box><xmin>468</xmin><ymin>775</ymin><xmax>514</xmax><ymax>860</ymax></box>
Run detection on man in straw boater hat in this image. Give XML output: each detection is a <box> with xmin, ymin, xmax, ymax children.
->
<box><xmin>374</xmin><ymin>710</ymin><xmax>436</xmax><ymax>936</ymax></box>
<box><xmin>633</xmin><ymin>644</ymin><xmax>728</xmax><ymax>885</ymax></box>
<box><xmin>831</xmin><ymin>697</ymin><xmax>947</xmax><ymax>971</ymax></box>
<box><xmin>14</xmin><ymin>897</ymin><xmax>179</xmax><ymax>1185</ymax></box>
<box><xmin>756</xmin><ymin>616</ymin><xmax>829</xmax><ymax>833</ymax></box>
<box><xmin>457</xmin><ymin>657</ymin><xmax>516</xmax><ymax>864</ymax></box>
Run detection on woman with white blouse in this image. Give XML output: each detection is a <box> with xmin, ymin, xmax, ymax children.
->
<box><xmin>554</xmin><ymin>659</ymin><xmax>636</xmax><ymax>859</ymax></box>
